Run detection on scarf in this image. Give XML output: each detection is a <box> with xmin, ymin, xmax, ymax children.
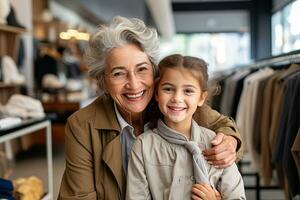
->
<box><xmin>156</xmin><ymin>119</ymin><xmax>209</xmax><ymax>184</ymax></box>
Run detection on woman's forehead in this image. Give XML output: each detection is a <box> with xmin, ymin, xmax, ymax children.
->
<box><xmin>105</xmin><ymin>44</ymin><xmax>150</xmax><ymax>68</ymax></box>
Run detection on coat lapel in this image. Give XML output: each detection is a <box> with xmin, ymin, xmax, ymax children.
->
<box><xmin>102</xmin><ymin>135</ymin><xmax>126</xmax><ymax>195</ymax></box>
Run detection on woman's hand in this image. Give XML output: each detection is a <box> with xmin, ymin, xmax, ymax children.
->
<box><xmin>202</xmin><ymin>132</ymin><xmax>237</xmax><ymax>168</ymax></box>
<box><xmin>191</xmin><ymin>184</ymin><xmax>220</xmax><ymax>200</ymax></box>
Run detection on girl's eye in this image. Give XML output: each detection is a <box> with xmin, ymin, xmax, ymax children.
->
<box><xmin>162</xmin><ymin>87</ymin><xmax>173</xmax><ymax>92</ymax></box>
<box><xmin>184</xmin><ymin>89</ymin><xmax>195</xmax><ymax>95</ymax></box>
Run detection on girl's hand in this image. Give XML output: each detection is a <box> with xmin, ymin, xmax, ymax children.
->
<box><xmin>191</xmin><ymin>183</ymin><xmax>221</xmax><ymax>200</ymax></box>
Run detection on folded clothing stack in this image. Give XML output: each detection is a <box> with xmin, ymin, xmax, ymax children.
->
<box><xmin>0</xmin><ymin>94</ymin><xmax>45</xmax><ymax>119</ymax></box>
<box><xmin>0</xmin><ymin>178</ymin><xmax>15</xmax><ymax>200</ymax></box>
<box><xmin>0</xmin><ymin>117</ymin><xmax>22</xmax><ymax>129</ymax></box>
<box><xmin>13</xmin><ymin>176</ymin><xmax>43</xmax><ymax>200</ymax></box>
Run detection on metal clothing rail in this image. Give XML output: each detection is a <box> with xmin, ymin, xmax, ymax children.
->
<box><xmin>225</xmin><ymin>50</ymin><xmax>300</xmax><ymax>74</ymax></box>
<box><xmin>246</xmin><ymin>52</ymin><xmax>300</xmax><ymax>69</ymax></box>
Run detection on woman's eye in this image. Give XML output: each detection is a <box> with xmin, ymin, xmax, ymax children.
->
<box><xmin>112</xmin><ymin>71</ymin><xmax>126</xmax><ymax>77</ymax></box>
<box><xmin>136</xmin><ymin>66</ymin><xmax>149</xmax><ymax>73</ymax></box>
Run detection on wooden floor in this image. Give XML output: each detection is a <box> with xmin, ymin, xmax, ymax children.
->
<box><xmin>12</xmin><ymin>146</ymin><xmax>285</xmax><ymax>200</ymax></box>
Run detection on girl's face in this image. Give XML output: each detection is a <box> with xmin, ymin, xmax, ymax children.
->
<box><xmin>155</xmin><ymin>68</ymin><xmax>207</xmax><ymax>130</ymax></box>
<box><xmin>104</xmin><ymin>44</ymin><xmax>154</xmax><ymax>119</ymax></box>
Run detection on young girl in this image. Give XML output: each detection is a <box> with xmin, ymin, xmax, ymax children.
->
<box><xmin>126</xmin><ymin>54</ymin><xmax>245</xmax><ymax>200</ymax></box>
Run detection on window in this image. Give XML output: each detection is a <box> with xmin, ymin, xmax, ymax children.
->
<box><xmin>160</xmin><ymin>32</ymin><xmax>250</xmax><ymax>73</ymax></box>
<box><xmin>272</xmin><ymin>0</ymin><xmax>300</xmax><ymax>55</ymax></box>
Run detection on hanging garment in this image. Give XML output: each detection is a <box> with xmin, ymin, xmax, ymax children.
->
<box><xmin>220</xmin><ymin>69</ymin><xmax>250</xmax><ymax>116</ymax></box>
<box><xmin>260</xmin><ymin>69</ymin><xmax>286</xmax><ymax>185</ymax></box>
<box><xmin>236</xmin><ymin>68</ymin><xmax>274</xmax><ymax>172</ymax></box>
<box><xmin>291</xmin><ymin>129</ymin><xmax>300</xmax><ymax>179</ymax></box>
<box><xmin>252</xmin><ymin>76</ymin><xmax>272</xmax><ymax>155</ymax></box>
<box><xmin>281</xmin><ymin>76</ymin><xmax>300</xmax><ymax>197</ymax></box>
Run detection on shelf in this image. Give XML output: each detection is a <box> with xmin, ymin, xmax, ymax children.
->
<box><xmin>0</xmin><ymin>83</ymin><xmax>22</xmax><ymax>88</ymax></box>
<box><xmin>0</xmin><ymin>118</ymin><xmax>53</xmax><ymax>199</ymax></box>
<box><xmin>0</xmin><ymin>24</ymin><xmax>26</xmax><ymax>34</ymax></box>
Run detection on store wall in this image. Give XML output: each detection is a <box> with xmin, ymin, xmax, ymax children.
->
<box><xmin>174</xmin><ymin>10</ymin><xmax>249</xmax><ymax>33</ymax></box>
<box><xmin>10</xmin><ymin>0</ymin><xmax>34</xmax><ymax>94</ymax></box>
<box><xmin>75</xmin><ymin>0</ymin><xmax>147</xmax><ymax>22</ymax></box>
<box><xmin>49</xmin><ymin>1</ymin><xmax>96</xmax><ymax>33</ymax></box>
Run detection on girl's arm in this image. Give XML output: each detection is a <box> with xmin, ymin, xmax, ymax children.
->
<box><xmin>216</xmin><ymin>164</ymin><xmax>246</xmax><ymax>200</ymax></box>
<box><xmin>126</xmin><ymin>138</ymin><xmax>151</xmax><ymax>200</ymax></box>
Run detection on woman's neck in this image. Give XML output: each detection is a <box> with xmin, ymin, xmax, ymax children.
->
<box><xmin>118</xmin><ymin>107</ymin><xmax>145</xmax><ymax>137</ymax></box>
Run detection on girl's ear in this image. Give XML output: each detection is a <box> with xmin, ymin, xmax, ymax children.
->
<box><xmin>198</xmin><ymin>91</ymin><xmax>208</xmax><ymax>107</ymax></box>
<box><xmin>155</xmin><ymin>89</ymin><xmax>159</xmax><ymax>102</ymax></box>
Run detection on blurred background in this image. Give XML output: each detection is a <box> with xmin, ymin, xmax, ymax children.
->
<box><xmin>0</xmin><ymin>0</ymin><xmax>299</xmax><ymax>199</ymax></box>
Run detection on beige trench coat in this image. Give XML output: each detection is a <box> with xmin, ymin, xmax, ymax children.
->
<box><xmin>58</xmin><ymin>95</ymin><xmax>242</xmax><ymax>200</ymax></box>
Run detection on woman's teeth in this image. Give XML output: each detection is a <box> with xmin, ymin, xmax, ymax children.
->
<box><xmin>125</xmin><ymin>91</ymin><xmax>144</xmax><ymax>99</ymax></box>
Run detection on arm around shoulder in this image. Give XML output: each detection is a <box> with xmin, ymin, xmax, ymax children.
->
<box><xmin>194</xmin><ymin>104</ymin><xmax>243</xmax><ymax>160</ymax></box>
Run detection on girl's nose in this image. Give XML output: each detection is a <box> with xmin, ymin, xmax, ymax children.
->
<box><xmin>172</xmin><ymin>91</ymin><xmax>184</xmax><ymax>103</ymax></box>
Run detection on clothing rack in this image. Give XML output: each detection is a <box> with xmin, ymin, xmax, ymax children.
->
<box><xmin>217</xmin><ymin>50</ymin><xmax>300</xmax><ymax>75</ymax></box>
<box><xmin>234</xmin><ymin>50</ymin><xmax>300</xmax><ymax>200</ymax></box>
<box><xmin>238</xmin><ymin>161</ymin><xmax>282</xmax><ymax>200</ymax></box>
<box><xmin>245</xmin><ymin>50</ymin><xmax>300</xmax><ymax>69</ymax></box>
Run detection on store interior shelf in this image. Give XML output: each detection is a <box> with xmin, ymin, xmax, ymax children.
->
<box><xmin>0</xmin><ymin>24</ymin><xmax>26</xmax><ymax>33</ymax></box>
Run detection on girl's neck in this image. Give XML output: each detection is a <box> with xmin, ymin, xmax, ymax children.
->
<box><xmin>164</xmin><ymin>119</ymin><xmax>192</xmax><ymax>140</ymax></box>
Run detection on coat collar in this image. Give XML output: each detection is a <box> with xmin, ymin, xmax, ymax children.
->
<box><xmin>93</xmin><ymin>95</ymin><xmax>125</xmax><ymax>194</ymax></box>
<box><xmin>93</xmin><ymin>95</ymin><xmax>121</xmax><ymax>132</ymax></box>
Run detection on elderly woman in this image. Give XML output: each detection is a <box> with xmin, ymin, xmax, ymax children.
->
<box><xmin>58</xmin><ymin>16</ymin><xmax>243</xmax><ymax>200</ymax></box>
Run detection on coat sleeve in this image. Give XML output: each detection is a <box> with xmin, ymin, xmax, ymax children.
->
<box><xmin>58</xmin><ymin>116</ymin><xmax>97</xmax><ymax>200</ymax></box>
<box><xmin>194</xmin><ymin>104</ymin><xmax>243</xmax><ymax>161</ymax></box>
<box><xmin>217</xmin><ymin>164</ymin><xmax>246</xmax><ymax>200</ymax></box>
<box><xmin>126</xmin><ymin>138</ymin><xmax>151</xmax><ymax>200</ymax></box>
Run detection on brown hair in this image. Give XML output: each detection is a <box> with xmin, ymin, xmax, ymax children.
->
<box><xmin>157</xmin><ymin>54</ymin><xmax>209</xmax><ymax>91</ymax></box>
<box><xmin>147</xmin><ymin>54</ymin><xmax>210</xmax><ymax>128</ymax></box>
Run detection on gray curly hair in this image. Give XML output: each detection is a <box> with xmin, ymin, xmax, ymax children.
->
<box><xmin>85</xmin><ymin>16</ymin><xmax>160</xmax><ymax>81</ymax></box>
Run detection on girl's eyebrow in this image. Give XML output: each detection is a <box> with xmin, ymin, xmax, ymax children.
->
<box><xmin>183</xmin><ymin>84</ymin><xmax>198</xmax><ymax>88</ymax></box>
<box><xmin>161</xmin><ymin>82</ymin><xmax>198</xmax><ymax>89</ymax></box>
<box><xmin>160</xmin><ymin>82</ymin><xmax>174</xmax><ymax>86</ymax></box>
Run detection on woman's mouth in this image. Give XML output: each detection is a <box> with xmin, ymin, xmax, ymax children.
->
<box><xmin>124</xmin><ymin>91</ymin><xmax>144</xmax><ymax>100</ymax></box>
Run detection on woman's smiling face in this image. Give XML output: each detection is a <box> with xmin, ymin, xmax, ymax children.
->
<box><xmin>104</xmin><ymin>44</ymin><xmax>154</xmax><ymax>119</ymax></box>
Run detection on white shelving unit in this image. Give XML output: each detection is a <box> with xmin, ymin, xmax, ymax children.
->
<box><xmin>0</xmin><ymin>119</ymin><xmax>53</xmax><ymax>200</ymax></box>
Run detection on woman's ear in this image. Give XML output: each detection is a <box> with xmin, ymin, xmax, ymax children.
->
<box><xmin>97</xmin><ymin>75</ymin><xmax>107</xmax><ymax>92</ymax></box>
<box><xmin>198</xmin><ymin>91</ymin><xmax>208</xmax><ymax>107</ymax></box>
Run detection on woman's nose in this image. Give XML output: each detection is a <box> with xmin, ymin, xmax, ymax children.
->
<box><xmin>125</xmin><ymin>72</ymin><xmax>140</xmax><ymax>89</ymax></box>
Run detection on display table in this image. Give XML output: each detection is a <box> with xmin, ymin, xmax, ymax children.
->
<box><xmin>0</xmin><ymin>118</ymin><xmax>53</xmax><ymax>200</ymax></box>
